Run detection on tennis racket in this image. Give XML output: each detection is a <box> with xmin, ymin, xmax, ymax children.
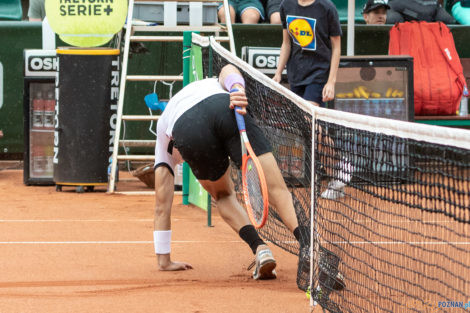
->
<box><xmin>231</xmin><ymin>89</ymin><xmax>269</xmax><ymax>229</ymax></box>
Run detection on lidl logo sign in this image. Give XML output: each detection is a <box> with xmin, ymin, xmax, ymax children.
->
<box><xmin>287</xmin><ymin>15</ymin><xmax>316</xmax><ymax>51</ymax></box>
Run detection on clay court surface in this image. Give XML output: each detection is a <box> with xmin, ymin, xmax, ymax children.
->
<box><xmin>0</xmin><ymin>168</ymin><xmax>311</xmax><ymax>313</ymax></box>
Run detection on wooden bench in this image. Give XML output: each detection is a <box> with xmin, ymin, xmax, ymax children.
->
<box><xmin>414</xmin><ymin>115</ymin><xmax>470</xmax><ymax>128</ymax></box>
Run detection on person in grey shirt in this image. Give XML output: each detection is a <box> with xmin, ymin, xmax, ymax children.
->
<box><xmin>28</xmin><ymin>0</ymin><xmax>45</xmax><ymax>21</ymax></box>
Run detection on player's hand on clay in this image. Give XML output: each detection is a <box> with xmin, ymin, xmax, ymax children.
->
<box><xmin>159</xmin><ymin>260</ymin><xmax>193</xmax><ymax>271</ymax></box>
<box><xmin>157</xmin><ymin>254</ymin><xmax>193</xmax><ymax>271</ymax></box>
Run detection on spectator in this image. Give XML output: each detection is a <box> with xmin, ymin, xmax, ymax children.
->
<box><xmin>262</xmin><ymin>0</ymin><xmax>282</xmax><ymax>24</ymax></box>
<box><xmin>386</xmin><ymin>0</ymin><xmax>456</xmax><ymax>24</ymax></box>
<box><xmin>362</xmin><ymin>0</ymin><xmax>390</xmax><ymax>24</ymax></box>
<box><xmin>273</xmin><ymin>0</ymin><xmax>341</xmax><ymax>107</ymax></box>
<box><xmin>218</xmin><ymin>0</ymin><xmax>265</xmax><ymax>24</ymax></box>
<box><xmin>272</xmin><ymin>0</ymin><xmax>353</xmax><ymax>203</ymax></box>
<box><xmin>28</xmin><ymin>0</ymin><xmax>45</xmax><ymax>21</ymax></box>
<box><xmin>448</xmin><ymin>0</ymin><xmax>470</xmax><ymax>25</ymax></box>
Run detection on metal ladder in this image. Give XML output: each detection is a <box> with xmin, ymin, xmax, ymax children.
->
<box><xmin>108</xmin><ymin>0</ymin><xmax>235</xmax><ymax>194</ymax></box>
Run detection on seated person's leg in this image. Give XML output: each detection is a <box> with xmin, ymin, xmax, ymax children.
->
<box><xmin>452</xmin><ymin>1</ymin><xmax>470</xmax><ymax>24</ymax></box>
<box><xmin>240</xmin><ymin>8</ymin><xmax>262</xmax><ymax>23</ymax></box>
<box><xmin>218</xmin><ymin>4</ymin><xmax>236</xmax><ymax>23</ymax></box>
<box><xmin>266</xmin><ymin>0</ymin><xmax>282</xmax><ymax>24</ymax></box>
<box><xmin>238</xmin><ymin>0</ymin><xmax>265</xmax><ymax>23</ymax></box>
<box><xmin>269</xmin><ymin>12</ymin><xmax>281</xmax><ymax>24</ymax></box>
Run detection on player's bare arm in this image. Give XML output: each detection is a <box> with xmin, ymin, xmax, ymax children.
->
<box><xmin>322</xmin><ymin>35</ymin><xmax>341</xmax><ymax>102</ymax></box>
<box><xmin>154</xmin><ymin>165</ymin><xmax>193</xmax><ymax>271</ymax></box>
<box><xmin>273</xmin><ymin>29</ymin><xmax>291</xmax><ymax>83</ymax></box>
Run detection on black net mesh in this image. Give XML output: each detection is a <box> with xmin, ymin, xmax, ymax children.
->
<box><xmin>195</xmin><ymin>36</ymin><xmax>470</xmax><ymax>312</ymax></box>
<box><xmin>314</xmin><ymin>121</ymin><xmax>470</xmax><ymax>312</ymax></box>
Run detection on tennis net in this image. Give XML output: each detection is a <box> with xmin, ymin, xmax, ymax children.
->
<box><xmin>192</xmin><ymin>34</ymin><xmax>470</xmax><ymax>312</ymax></box>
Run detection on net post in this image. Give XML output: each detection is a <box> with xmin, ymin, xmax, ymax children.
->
<box><xmin>310</xmin><ymin>106</ymin><xmax>317</xmax><ymax>308</ymax></box>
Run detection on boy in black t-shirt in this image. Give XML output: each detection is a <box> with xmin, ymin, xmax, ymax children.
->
<box><xmin>273</xmin><ymin>0</ymin><xmax>341</xmax><ymax>107</ymax></box>
<box><xmin>272</xmin><ymin>0</ymin><xmax>349</xmax><ymax>300</ymax></box>
<box><xmin>273</xmin><ymin>0</ymin><xmax>351</xmax><ymax>201</ymax></box>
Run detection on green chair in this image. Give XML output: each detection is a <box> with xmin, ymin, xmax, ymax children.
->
<box><xmin>0</xmin><ymin>0</ymin><xmax>23</xmax><ymax>21</ymax></box>
<box><xmin>332</xmin><ymin>0</ymin><xmax>367</xmax><ymax>24</ymax></box>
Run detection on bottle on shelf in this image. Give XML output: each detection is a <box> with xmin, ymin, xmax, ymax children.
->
<box><xmin>43</xmin><ymin>89</ymin><xmax>55</xmax><ymax>130</ymax></box>
<box><xmin>32</xmin><ymin>89</ymin><xmax>44</xmax><ymax>130</ymax></box>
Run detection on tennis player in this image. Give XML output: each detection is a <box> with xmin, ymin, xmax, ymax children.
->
<box><xmin>153</xmin><ymin>64</ymin><xmax>309</xmax><ymax>280</ymax></box>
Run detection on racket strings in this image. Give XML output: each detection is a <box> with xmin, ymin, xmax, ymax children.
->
<box><xmin>245</xmin><ymin>158</ymin><xmax>265</xmax><ymax>224</ymax></box>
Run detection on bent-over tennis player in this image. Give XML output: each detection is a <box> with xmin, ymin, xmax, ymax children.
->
<box><xmin>153</xmin><ymin>64</ymin><xmax>345</xmax><ymax>290</ymax></box>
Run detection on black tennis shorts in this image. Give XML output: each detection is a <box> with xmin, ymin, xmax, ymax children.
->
<box><xmin>172</xmin><ymin>93</ymin><xmax>272</xmax><ymax>181</ymax></box>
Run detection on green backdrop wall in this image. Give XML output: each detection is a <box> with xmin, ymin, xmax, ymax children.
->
<box><xmin>0</xmin><ymin>22</ymin><xmax>469</xmax><ymax>159</ymax></box>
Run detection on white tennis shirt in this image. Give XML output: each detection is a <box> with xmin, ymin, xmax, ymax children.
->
<box><xmin>154</xmin><ymin>78</ymin><xmax>228</xmax><ymax>173</ymax></box>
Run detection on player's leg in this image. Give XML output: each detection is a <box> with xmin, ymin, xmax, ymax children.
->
<box><xmin>198</xmin><ymin>168</ymin><xmax>277</xmax><ymax>280</ymax></box>
<box><xmin>257</xmin><ymin>152</ymin><xmax>298</xmax><ymax>232</ymax></box>
<box><xmin>237</xmin><ymin>104</ymin><xmax>346</xmax><ymax>291</ymax></box>
<box><xmin>198</xmin><ymin>167</ymin><xmax>250</xmax><ymax>232</ymax></box>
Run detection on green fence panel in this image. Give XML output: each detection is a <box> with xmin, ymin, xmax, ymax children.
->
<box><xmin>186</xmin><ymin>42</ymin><xmax>212</xmax><ymax>211</ymax></box>
<box><xmin>0</xmin><ymin>22</ymin><xmax>42</xmax><ymax>159</ymax></box>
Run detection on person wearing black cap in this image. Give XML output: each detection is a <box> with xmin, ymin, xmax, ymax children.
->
<box><xmin>362</xmin><ymin>0</ymin><xmax>390</xmax><ymax>24</ymax></box>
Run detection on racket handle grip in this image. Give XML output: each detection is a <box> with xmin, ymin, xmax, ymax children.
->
<box><xmin>234</xmin><ymin>110</ymin><xmax>246</xmax><ymax>132</ymax></box>
<box><xmin>230</xmin><ymin>88</ymin><xmax>246</xmax><ymax>131</ymax></box>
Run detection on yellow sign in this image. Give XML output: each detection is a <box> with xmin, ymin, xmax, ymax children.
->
<box><xmin>45</xmin><ymin>0</ymin><xmax>128</xmax><ymax>47</ymax></box>
<box><xmin>288</xmin><ymin>18</ymin><xmax>314</xmax><ymax>48</ymax></box>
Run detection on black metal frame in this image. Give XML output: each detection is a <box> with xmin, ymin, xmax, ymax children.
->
<box><xmin>23</xmin><ymin>77</ymin><xmax>55</xmax><ymax>186</ymax></box>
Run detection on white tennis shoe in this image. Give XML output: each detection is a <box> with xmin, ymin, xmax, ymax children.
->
<box><xmin>321</xmin><ymin>159</ymin><xmax>354</xmax><ymax>200</ymax></box>
<box><xmin>251</xmin><ymin>246</ymin><xmax>277</xmax><ymax>280</ymax></box>
<box><xmin>321</xmin><ymin>179</ymin><xmax>346</xmax><ymax>200</ymax></box>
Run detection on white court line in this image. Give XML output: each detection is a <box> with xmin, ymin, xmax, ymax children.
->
<box><xmin>0</xmin><ymin>219</ymin><xmax>153</xmax><ymax>222</ymax></box>
<box><xmin>0</xmin><ymin>240</ymin><xmax>468</xmax><ymax>245</ymax></box>
<box><xmin>0</xmin><ymin>240</ymin><xmax>244</xmax><ymax>244</ymax></box>
<box><xmin>0</xmin><ymin>219</ymin><xmax>457</xmax><ymax>224</ymax></box>
<box><xmin>332</xmin><ymin>241</ymin><xmax>470</xmax><ymax>245</ymax></box>
<box><xmin>328</xmin><ymin>220</ymin><xmax>459</xmax><ymax>223</ymax></box>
